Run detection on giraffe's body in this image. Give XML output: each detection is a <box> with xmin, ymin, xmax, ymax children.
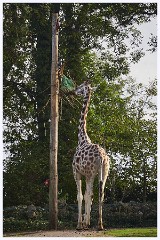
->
<box><xmin>72</xmin><ymin>81</ymin><xmax>110</xmax><ymax>230</ymax></box>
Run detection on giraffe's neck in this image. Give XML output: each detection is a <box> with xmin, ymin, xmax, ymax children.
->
<box><xmin>78</xmin><ymin>91</ymin><xmax>91</xmax><ymax>147</ymax></box>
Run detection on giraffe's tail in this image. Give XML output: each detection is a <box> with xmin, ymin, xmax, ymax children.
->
<box><xmin>99</xmin><ymin>161</ymin><xmax>103</xmax><ymax>200</ymax></box>
<box><xmin>98</xmin><ymin>160</ymin><xmax>103</xmax><ymax>230</ymax></box>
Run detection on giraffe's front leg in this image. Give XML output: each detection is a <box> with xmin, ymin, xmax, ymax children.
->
<box><xmin>75</xmin><ymin>173</ymin><xmax>83</xmax><ymax>230</ymax></box>
<box><xmin>77</xmin><ymin>188</ymin><xmax>83</xmax><ymax>230</ymax></box>
<box><xmin>83</xmin><ymin>178</ymin><xmax>94</xmax><ymax>229</ymax></box>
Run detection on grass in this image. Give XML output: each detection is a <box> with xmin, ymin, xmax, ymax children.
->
<box><xmin>103</xmin><ymin>227</ymin><xmax>157</xmax><ymax>237</ymax></box>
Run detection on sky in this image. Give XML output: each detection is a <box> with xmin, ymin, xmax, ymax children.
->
<box><xmin>129</xmin><ymin>17</ymin><xmax>157</xmax><ymax>85</ymax></box>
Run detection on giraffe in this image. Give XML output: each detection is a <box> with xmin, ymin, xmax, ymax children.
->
<box><xmin>72</xmin><ymin>80</ymin><xmax>110</xmax><ymax>230</ymax></box>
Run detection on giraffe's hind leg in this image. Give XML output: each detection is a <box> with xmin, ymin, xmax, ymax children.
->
<box><xmin>98</xmin><ymin>158</ymin><xmax>110</xmax><ymax>230</ymax></box>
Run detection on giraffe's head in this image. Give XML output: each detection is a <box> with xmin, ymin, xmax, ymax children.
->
<box><xmin>75</xmin><ymin>80</ymin><xmax>97</xmax><ymax>97</ymax></box>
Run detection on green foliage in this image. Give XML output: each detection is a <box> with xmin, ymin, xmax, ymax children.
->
<box><xmin>3</xmin><ymin>141</ymin><xmax>50</xmax><ymax>207</ymax></box>
<box><xmin>3</xmin><ymin>202</ymin><xmax>157</xmax><ymax>233</ymax></box>
<box><xmin>3</xmin><ymin>205</ymin><xmax>49</xmax><ymax>232</ymax></box>
<box><xmin>3</xmin><ymin>218</ymin><xmax>48</xmax><ymax>233</ymax></box>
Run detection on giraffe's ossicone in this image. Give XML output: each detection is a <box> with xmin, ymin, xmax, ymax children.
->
<box><xmin>72</xmin><ymin>80</ymin><xmax>110</xmax><ymax>230</ymax></box>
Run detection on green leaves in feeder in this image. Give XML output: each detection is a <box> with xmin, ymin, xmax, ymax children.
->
<box><xmin>61</xmin><ymin>75</ymin><xmax>75</xmax><ymax>92</ymax></box>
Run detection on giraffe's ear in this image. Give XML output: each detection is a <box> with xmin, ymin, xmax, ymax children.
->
<box><xmin>85</xmin><ymin>79</ymin><xmax>91</xmax><ymax>85</ymax></box>
<box><xmin>91</xmin><ymin>87</ymin><xmax>97</xmax><ymax>91</ymax></box>
<box><xmin>91</xmin><ymin>85</ymin><xmax>99</xmax><ymax>92</ymax></box>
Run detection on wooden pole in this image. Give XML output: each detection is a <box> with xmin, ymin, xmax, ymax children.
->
<box><xmin>49</xmin><ymin>12</ymin><xmax>59</xmax><ymax>230</ymax></box>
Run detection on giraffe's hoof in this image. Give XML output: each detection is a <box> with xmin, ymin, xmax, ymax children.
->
<box><xmin>98</xmin><ymin>225</ymin><xmax>104</xmax><ymax>231</ymax></box>
<box><xmin>83</xmin><ymin>226</ymin><xmax>90</xmax><ymax>230</ymax></box>
<box><xmin>76</xmin><ymin>226</ymin><xmax>83</xmax><ymax>231</ymax></box>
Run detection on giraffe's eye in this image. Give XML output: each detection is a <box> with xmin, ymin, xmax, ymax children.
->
<box><xmin>75</xmin><ymin>88</ymin><xmax>83</xmax><ymax>96</ymax></box>
<box><xmin>78</xmin><ymin>89</ymin><xmax>83</xmax><ymax>95</ymax></box>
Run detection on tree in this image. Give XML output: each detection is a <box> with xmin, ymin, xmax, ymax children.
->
<box><xmin>125</xmin><ymin>79</ymin><xmax>157</xmax><ymax>203</ymax></box>
<box><xmin>105</xmin><ymin>79</ymin><xmax>157</xmax><ymax>203</ymax></box>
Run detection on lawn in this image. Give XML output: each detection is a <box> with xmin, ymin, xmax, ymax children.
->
<box><xmin>104</xmin><ymin>227</ymin><xmax>157</xmax><ymax>237</ymax></box>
